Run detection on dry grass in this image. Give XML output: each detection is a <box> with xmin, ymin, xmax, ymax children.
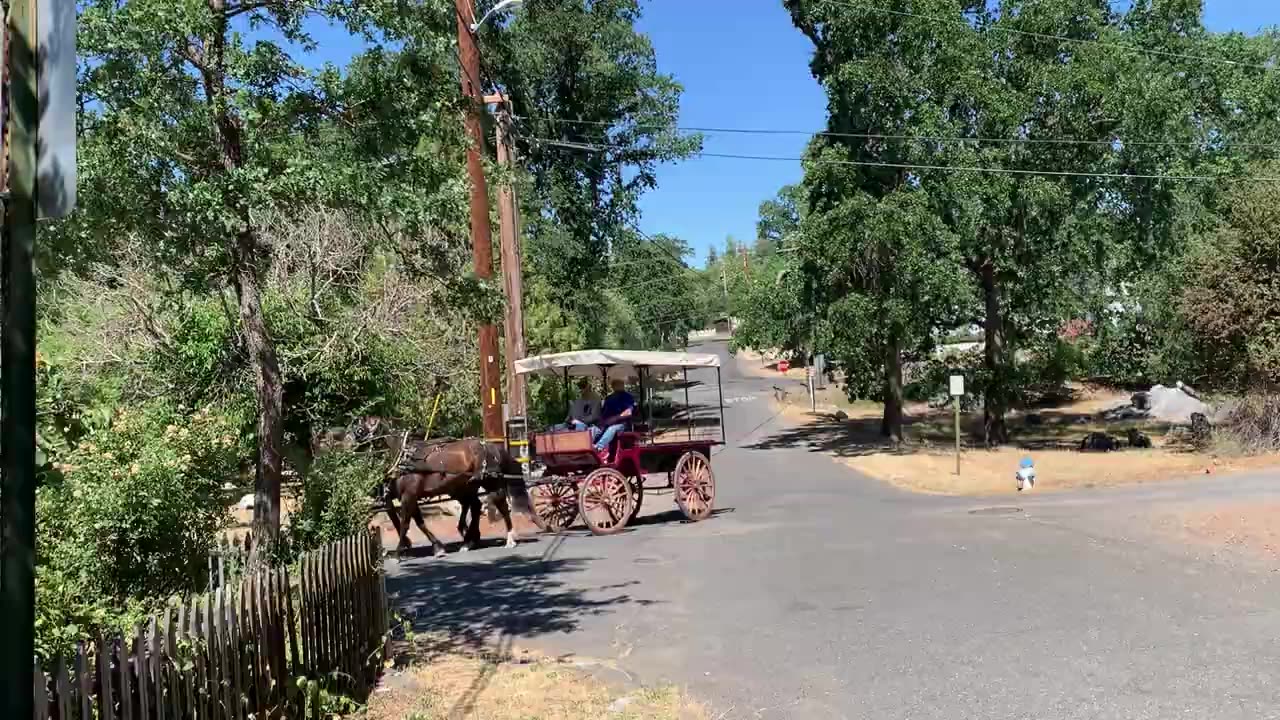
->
<box><xmin>363</xmin><ymin>639</ymin><xmax>706</xmax><ymax>720</ymax></box>
<box><xmin>762</xmin><ymin>386</ymin><xmax>1280</xmax><ymax>496</ymax></box>
<box><xmin>850</xmin><ymin>445</ymin><xmax>1280</xmax><ymax>496</ymax></box>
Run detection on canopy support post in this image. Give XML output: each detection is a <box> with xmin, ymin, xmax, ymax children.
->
<box><xmin>717</xmin><ymin>367</ymin><xmax>725</xmax><ymax>444</ymax></box>
<box><xmin>684</xmin><ymin>368</ymin><xmax>692</xmax><ymax>441</ymax></box>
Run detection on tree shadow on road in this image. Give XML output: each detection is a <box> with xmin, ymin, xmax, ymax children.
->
<box><xmin>386</xmin><ymin>544</ymin><xmax>654</xmax><ymax>650</ymax></box>
<box><xmin>744</xmin><ymin>407</ymin><xmax>1169</xmax><ymax>458</ymax></box>
<box><xmin>385</xmin><ymin>539</ymin><xmax>660</xmax><ymax>717</ymax></box>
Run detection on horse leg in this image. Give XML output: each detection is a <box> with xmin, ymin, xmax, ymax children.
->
<box><xmin>395</xmin><ymin>479</ymin><xmax>415</xmax><ymax>554</ymax></box>
<box><xmin>454</xmin><ymin>490</ymin><xmax>480</xmax><ymax>552</ymax></box>
<box><xmin>411</xmin><ymin>499</ymin><xmax>447</xmax><ymax>557</ymax></box>
<box><xmin>466</xmin><ymin>492</ymin><xmax>483</xmax><ymax>548</ymax></box>
<box><xmin>455</xmin><ymin>494</ymin><xmax>469</xmax><ymax>544</ymax></box>
<box><xmin>494</xmin><ymin>490</ymin><xmax>518</xmax><ymax>549</ymax></box>
<box><xmin>386</xmin><ymin>478</ymin><xmax>404</xmax><ymax>538</ymax></box>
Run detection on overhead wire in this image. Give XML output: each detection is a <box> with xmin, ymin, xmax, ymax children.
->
<box><xmin>814</xmin><ymin>0</ymin><xmax>1277</xmax><ymax>72</ymax></box>
<box><xmin>512</xmin><ymin>114</ymin><xmax>1280</xmax><ymax>152</ymax></box>
<box><xmin>527</xmin><ymin>137</ymin><xmax>1280</xmax><ymax>182</ymax></box>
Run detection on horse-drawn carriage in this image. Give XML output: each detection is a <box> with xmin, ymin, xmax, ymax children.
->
<box><xmin>513</xmin><ymin>349</ymin><xmax>725</xmax><ymax>536</ymax></box>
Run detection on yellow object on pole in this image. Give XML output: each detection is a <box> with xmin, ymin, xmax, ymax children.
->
<box><xmin>424</xmin><ymin>393</ymin><xmax>443</xmax><ymax>440</ymax></box>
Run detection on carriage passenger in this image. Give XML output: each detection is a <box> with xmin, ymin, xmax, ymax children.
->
<box><xmin>552</xmin><ymin>377</ymin><xmax>600</xmax><ymax>433</ymax></box>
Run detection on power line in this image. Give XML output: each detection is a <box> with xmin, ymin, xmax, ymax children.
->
<box><xmin>528</xmin><ymin>137</ymin><xmax>1280</xmax><ymax>182</ymax></box>
<box><xmin>513</xmin><ymin>115</ymin><xmax>1280</xmax><ymax>152</ymax></box>
<box><xmin>628</xmin><ymin>224</ymin><xmax>700</xmax><ymax>269</ymax></box>
<box><xmin>816</xmin><ymin>0</ymin><xmax>1276</xmax><ymax>72</ymax></box>
<box><xmin>607</xmin><ymin>255</ymin><xmax>692</xmax><ymax>269</ymax></box>
<box><xmin>603</xmin><ymin>270</ymin><xmax>699</xmax><ymax>295</ymax></box>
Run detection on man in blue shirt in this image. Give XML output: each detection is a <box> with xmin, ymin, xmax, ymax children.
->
<box><xmin>595</xmin><ymin>378</ymin><xmax>635</xmax><ymax>461</ymax></box>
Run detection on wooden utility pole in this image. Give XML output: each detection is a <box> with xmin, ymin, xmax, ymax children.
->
<box><xmin>455</xmin><ymin>0</ymin><xmax>504</xmax><ymax>442</ymax></box>
<box><xmin>488</xmin><ymin>98</ymin><xmax>528</xmax><ymax>418</ymax></box>
<box><xmin>1</xmin><ymin>0</ymin><xmax>38</xmax><ymax>714</ymax></box>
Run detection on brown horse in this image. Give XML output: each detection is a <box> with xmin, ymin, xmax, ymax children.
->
<box><xmin>388</xmin><ymin>438</ymin><xmax>529</xmax><ymax>556</ymax></box>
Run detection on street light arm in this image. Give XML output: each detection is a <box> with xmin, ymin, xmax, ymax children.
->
<box><xmin>470</xmin><ymin>0</ymin><xmax>525</xmax><ymax>31</ymax></box>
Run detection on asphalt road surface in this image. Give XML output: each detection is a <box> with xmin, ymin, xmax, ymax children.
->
<box><xmin>387</xmin><ymin>339</ymin><xmax>1280</xmax><ymax>719</ymax></box>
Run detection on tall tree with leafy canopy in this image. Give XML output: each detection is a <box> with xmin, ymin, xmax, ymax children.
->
<box><xmin>606</xmin><ymin>232</ymin><xmax>703</xmax><ymax>349</ymax></box>
<box><xmin>62</xmin><ymin>0</ymin><xmax>471</xmax><ymax>543</ymax></box>
<box><xmin>755</xmin><ymin>183</ymin><xmax>804</xmax><ymax>256</ymax></box>
<box><xmin>787</xmin><ymin>0</ymin><xmax>1127</xmax><ymax>444</ymax></box>
<box><xmin>781</xmin><ymin>0</ymin><xmax>987</xmax><ymax>439</ymax></box>
<box><xmin>479</xmin><ymin>0</ymin><xmax>701</xmax><ymax>341</ymax></box>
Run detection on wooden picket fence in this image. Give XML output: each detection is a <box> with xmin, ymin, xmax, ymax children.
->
<box><xmin>32</xmin><ymin>531</ymin><xmax>389</xmax><ymax>719</ymax></box>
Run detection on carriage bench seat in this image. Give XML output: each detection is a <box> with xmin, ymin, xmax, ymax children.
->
<box><xmin>532</xmin><ymin>429</ymin><xmax>600</xmax><ymax>468</ymax></box>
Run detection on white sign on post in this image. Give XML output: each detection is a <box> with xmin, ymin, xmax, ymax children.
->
<box><xmin>949</xmin><ymin>374</ymin><xmax>965</xmax><ymax>397</ymax></box>
<box><xmin>37</xmin><ymin>0</ymin><xmax>77</xmax><ymax>218</ymax></box>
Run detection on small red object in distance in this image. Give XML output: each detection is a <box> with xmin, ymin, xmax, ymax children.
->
<box><xmin>777</xmin><ymin>360</ymin><xmax>790</xmax><ymax>373</ymax></box>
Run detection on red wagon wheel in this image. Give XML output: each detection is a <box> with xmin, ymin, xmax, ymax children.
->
<box><xmin>578</xmin><ymin>468</ymin><xmax>634</xmax><ymax>535</ymax></box>
<box><xmin>528</xmin><ymin>480</ymin><xmax>580</xmax><ymax>532</ymax></box>
<box><xmin>673</xmin><ymin>451</ymin><xmax>715</xmax><ymax>522</ymax></box>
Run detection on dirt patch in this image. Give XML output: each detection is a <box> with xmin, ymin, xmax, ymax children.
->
<box><xmin>1152</xmin><ymin>501</ymin><xmax>1280</xmax><ymax>570</ymax></box>
<box><xmin>757</xmin><ymin>391</ymin><xmax>1280</xmax><ymax>496</ymax></box>
<box><xmin>734</xmin><ymin>347</ymin><xmax>809</xmax><ymax>381</ymax></box>
<box><xmin>365</xmin><ymin>638</ymin><xmax>706</xmax><ymax>720</ymax></box>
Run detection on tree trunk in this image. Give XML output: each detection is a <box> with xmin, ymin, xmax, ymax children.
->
<box><xmin>232</xmin><ymin>233</ymin><xmax>284</xmax><ymax>544</ymax></box>
<box><xmin>980</xmin><ymin>259</ymin><xmax>1010</xmax><ymax>446</ymax></box>
<box><xmin>204</xmin><ymin>0</ymin><xmax>283</xmax><ymax>544</ymax></box>
<box><xmin>881</xmin><ymin>331</ymin><xmax>904</xmax><ymax>443</ymax></box>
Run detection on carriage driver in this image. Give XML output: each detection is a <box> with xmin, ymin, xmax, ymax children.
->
<box><xmin>594</xmin><ymin>378</ymin><xmax>636</xmax><ymax>462</ymax></box>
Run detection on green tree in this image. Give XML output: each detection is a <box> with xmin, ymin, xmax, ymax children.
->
<box><xmin>62</xmin><ymin>0</ymin><xmax>471</xmax><ymax>542</ymax></box>
<box><xmin>608</xmin><ymin>233</ymin><xmax>703</xmax><ymax>349</ymax></box>
<box><xmin>801</xmin><ymin>177</ymin><xmax>969</xmax><ymax>440</ymax></box>
<box><xmin>481</xmin><ymin>0</ymin><xmax>701</xmax><ymax>340</ymax></box>
<box><xmin>756</xmin><ymin>183</ymin><xmax>804</xmax><ymax>255</ymax></box>
<box><xmin>1177</xmin><ymin>169</ymin><xmax>1280</xmax><ymax>386</ymax></box>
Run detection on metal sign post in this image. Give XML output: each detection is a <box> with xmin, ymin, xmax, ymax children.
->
<box><xmin>949</xmin><ymin>375</ymin><xmax>964</xmax><ymax>476</ymax></box>
<box><xmin>1</xmin><ymin>2</ymin><xmax>74</xmax><ymax>713</ymax></box>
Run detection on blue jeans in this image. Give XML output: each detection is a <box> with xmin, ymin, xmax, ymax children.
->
<box><xmin>554</xmin><ymin>420</ymin><xmax>603</xmax><ymax>443</ymax></box>
<box><xmin>594</xmin><ymin>423</ymin><xmax>625</xmax><ymax>452</ymax></box>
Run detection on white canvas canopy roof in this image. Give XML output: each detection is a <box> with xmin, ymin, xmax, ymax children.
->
<box><xmin>515</xmin><ymin>349</ymin><xmax>721</xmax><ymax>379</ymax></box>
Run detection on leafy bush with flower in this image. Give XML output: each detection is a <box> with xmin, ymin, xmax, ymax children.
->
<box><xmin>35</xmin><ymin>401</ymin><xmax>250</xmax><ymax>661</ymax></box>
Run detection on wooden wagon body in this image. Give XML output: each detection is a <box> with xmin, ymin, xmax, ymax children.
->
<box><xmin>514</xmin><ymin>349</ymin><xmax>724</xmax><ymax>535</ymax></box>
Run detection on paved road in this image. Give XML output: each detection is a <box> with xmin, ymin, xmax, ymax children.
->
<box><xmin>388</xmin><ymin>340</ymin><xmax>1280</xmax><ymax>719</ymax></box>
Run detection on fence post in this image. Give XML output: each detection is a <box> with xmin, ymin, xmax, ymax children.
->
<box><xmin>135</xmin><ymin>624</ymin><xmax>150</xmax><ymax>720</ymax></box>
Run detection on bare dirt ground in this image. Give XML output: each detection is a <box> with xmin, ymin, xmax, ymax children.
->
<box><xmin>757</xmin><ymin>381</ymin><xmax>1280</xmax><ymax>496</ymax></box>
<box><xmin>1149</xmin><ymin>500</ymin><xmax>1280</xmax><ymax>572</ymax></box>
<box><xmin>734</xmin><ymin>347</ymin><xmax>810</xmax><ymax>382</ymax></box>
<box><xmin>365</xmin><ymin>638</ymin><xmax>706</xmax><ymax>720</ymax></box>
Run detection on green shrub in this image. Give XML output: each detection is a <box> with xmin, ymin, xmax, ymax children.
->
<box><xmin>287</xmin><ymin>449</ymin><xmax>381</xmax><ymax>554</ymax></box>
<box><xmin>36</xmin><ymin>401</ymin><xmax>248</xmax><ymax>661</ymax></box>
<box><xmin>1087</xmin><ymin>312</ymin><xmax>1154</xmax><ymax>385</ymax></box>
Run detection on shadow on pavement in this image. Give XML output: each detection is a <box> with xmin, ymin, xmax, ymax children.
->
<box><xmin>628</xmin><ymin>507</ymin><xmax>735</xmax><ymax>528</ymax></box>
<box><xmin>387</xmin><ymin>550</ymin><xmax>653</xmax><ymax>649</ymax></box>
<box><xmin>744</xmin><ymin>408</ymin><xmax>1165</xmax><ymax>457</ymax></box>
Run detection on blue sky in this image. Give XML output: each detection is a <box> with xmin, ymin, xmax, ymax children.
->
<box><xmin>279</xmin><ymin>1</ymin><xmax>1277</xmax><ymax>265</ymax></box>
<box><xmin>633</xmin><ymin>0</ymin><xmax>1279</xmax><ymax>264</ymax></box>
